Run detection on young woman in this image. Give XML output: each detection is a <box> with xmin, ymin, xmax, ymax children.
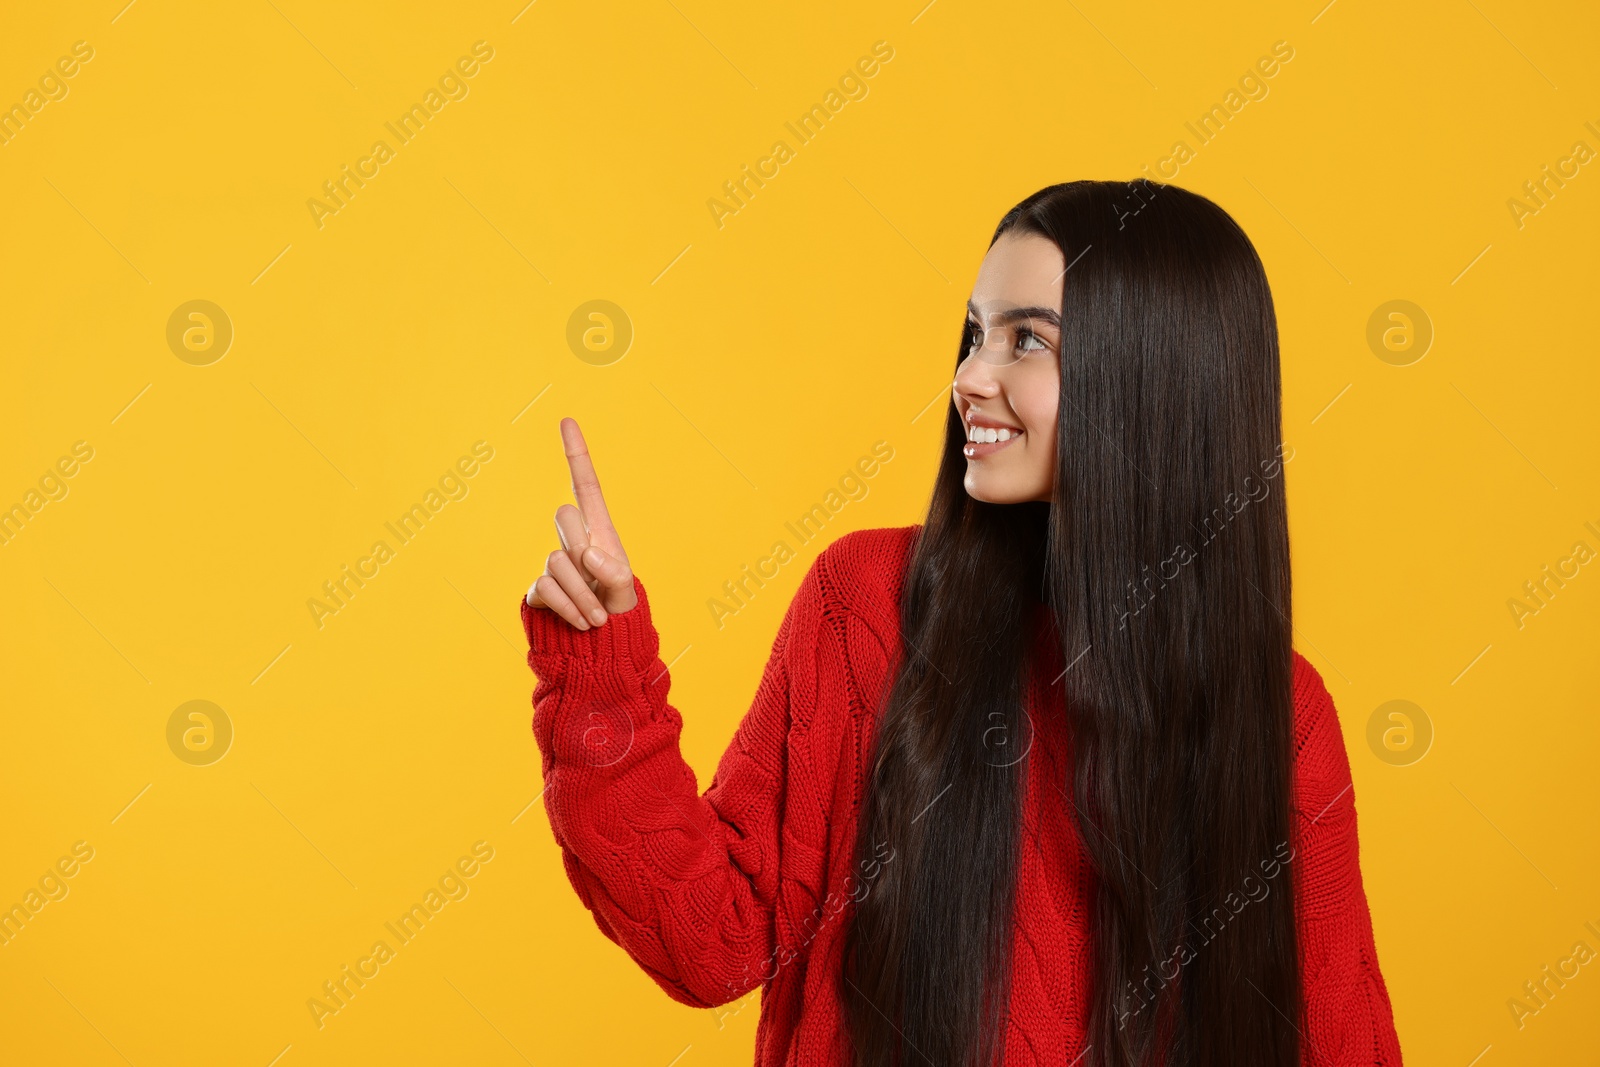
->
<box><xmin>521</xmin><ymin>179</ymin><xmax>1403</xmax><ymax>1066</ymax></box>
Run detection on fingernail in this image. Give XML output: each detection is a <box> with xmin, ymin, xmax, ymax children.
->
<box><xmin>583</xmin><ymin>547</ymin><xmax>604</xmax><ymax>569</ymax></box>
<box><xmin>575</xmin><ymin>617</ymin><xmax>590</xmax><ymax>630</ymax></box>
<box><xmin>589</xmin><ymin>608</ymin><xmax>607</xmax><ymax>625</ymax></box>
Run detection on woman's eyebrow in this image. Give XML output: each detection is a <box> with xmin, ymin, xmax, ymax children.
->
<box><xmin>966</xmin><ymin>300</ymin><xmax>1062</xmax><ymax>329</ymax></box>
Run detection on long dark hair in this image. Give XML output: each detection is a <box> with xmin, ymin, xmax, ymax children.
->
<box><xmin>840</xmin><ymin>179</ymin><xmax>1300</xmax><ymax>1067</ymax></box>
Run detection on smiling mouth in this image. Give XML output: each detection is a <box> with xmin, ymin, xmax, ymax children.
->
<box><xmin>963</xmin><ymin>425</ymin><xmax>1023</xmax><ymax>458</ymax></box>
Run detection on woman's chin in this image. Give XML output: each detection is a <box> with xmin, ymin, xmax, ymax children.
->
<box><xmin>962</xmin><ymin>474</ymin><xmax>1029</xmax><ymax>504</ymax></box>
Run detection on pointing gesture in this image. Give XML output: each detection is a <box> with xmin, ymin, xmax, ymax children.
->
<box><xmin>525</xmin><ymin>417</ymin><xmax>638</xmax><ymax>628</ymax></box>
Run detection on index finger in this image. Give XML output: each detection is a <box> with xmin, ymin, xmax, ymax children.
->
<box><xmin>560</xmin><ymin>417</ymin><xmax>617</xmax><ymax>535</ymax></box>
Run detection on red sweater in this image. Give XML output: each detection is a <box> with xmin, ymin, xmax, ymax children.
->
<box><xmin>520</xmin><ymin>524</ymin><xmax>1403</xmax><ymax>1065</ymax></box>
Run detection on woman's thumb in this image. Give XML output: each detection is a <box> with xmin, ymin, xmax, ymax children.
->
<box><xmin>581</xmin><ymin>546</ymin><xmax>637</xmax><ymax>613</ymax></box>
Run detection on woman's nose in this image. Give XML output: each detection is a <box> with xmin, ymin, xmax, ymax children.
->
<box><xmin>954</xmin><ymin>351</ymin><xmax>1001</xmax><ymax>397</ymax></box>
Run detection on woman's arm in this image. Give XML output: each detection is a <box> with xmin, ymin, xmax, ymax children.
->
<box><xmin>1290</xmin><ymin>654</ymin><xmax>1405</xmax><ymax>1065</ymax></box>
<box><xmin>520</xmin><ymin>554</ymin><xmax>834</xmax><ymax>1009</ymax></box>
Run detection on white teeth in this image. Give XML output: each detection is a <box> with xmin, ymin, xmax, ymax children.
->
<box><xmin>967</xmin><ymin>425</ymin><xmax>1019</xmax><ymax>443</ymax></box>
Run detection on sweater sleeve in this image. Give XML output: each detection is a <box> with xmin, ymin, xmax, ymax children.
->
<box><xmin>1290</xmin><ymin>656</ymin><xmax>1404</xmax><ymax>1066</ymax></box>
<box><xmin>519</xmin><ymin>556</ymin><xmax>831</xmax><ymax>1010</ymax></box>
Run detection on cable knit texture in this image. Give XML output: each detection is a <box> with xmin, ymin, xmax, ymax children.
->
<box><xmin>519</xmin><ymin>524</ymin><xmax>1403</xmax><ymax>1065</ymax></box>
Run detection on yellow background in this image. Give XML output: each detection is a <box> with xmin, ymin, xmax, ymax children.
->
<box><xmin>2</xmin><ymin>0</ymin><xmax>1596</xmax><ymax>1063</ymax></box>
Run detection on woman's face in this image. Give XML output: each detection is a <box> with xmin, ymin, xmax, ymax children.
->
<box><xmin>953</xmin><ymin>230</ymin><xmax>1063</xmax><ymax>504</ymax></box>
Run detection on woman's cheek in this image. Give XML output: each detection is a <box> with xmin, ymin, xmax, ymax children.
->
<box><xmin>1017</xmin><ymin>364</ymin><xmax>1059</xmax><ymax>443</ymax></box>
<box><xmin>1024</xmin><ymin>402</ymin><xmax>1058</xmax><ymax>455</ymax></box>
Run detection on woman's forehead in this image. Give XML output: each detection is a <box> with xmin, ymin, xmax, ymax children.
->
<box><xmin>970</xmin><ymin>232</ymin><xmax>1065</xmax><ymax>311</ymax></box>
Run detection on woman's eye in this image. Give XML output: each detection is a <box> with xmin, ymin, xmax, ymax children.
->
<box><xmin>964</xmin><ymin>320</ymin><xmax>984</xmax><ymax>351</ymax></box>
<box><xmin>1016</xmin><ymin>328</ymin><xmax>1048</xmax><ymax>353</ymax></box>
<box><xmin>963</xmin><ymin>319</ymin><xmax>1050</xmax><ymax>357</ymax></box>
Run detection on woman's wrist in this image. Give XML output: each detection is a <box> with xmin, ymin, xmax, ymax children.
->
<box><xmin>521</xmin><ymin>574</ymin><xmax>654</xmax><ymax>671</ymax></box>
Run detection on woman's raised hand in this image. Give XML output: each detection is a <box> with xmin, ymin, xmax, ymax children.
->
<box><xmin>525</xmin><ymin>417</ymin><xmax>638</xmax><ymax>628</ymax></box>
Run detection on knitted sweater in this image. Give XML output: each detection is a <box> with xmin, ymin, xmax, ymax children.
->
<box><xmin>520</xmin><ymin>524</ymin><xmax>1403</xmax><ymax>1065</ymax></box>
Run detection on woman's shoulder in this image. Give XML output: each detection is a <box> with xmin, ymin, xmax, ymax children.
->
<box><xmin>799</xmin><ymin>523</ymin><xmax>920</xmax><ymax>644</ymax></box>
<box><xmin>815</xmin><ymin>523</ymin><xmax>920</xmax><ymax>572</ymax></box>
<box><xmin>812</xmin><ymin>524</ymin><xmax>919</xmax><ymax>601</ymax></box>
<box><xmin>1289</xmin><ymin>650</ymin><xmax>1357</xmax><ymax>820</ymax></box>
